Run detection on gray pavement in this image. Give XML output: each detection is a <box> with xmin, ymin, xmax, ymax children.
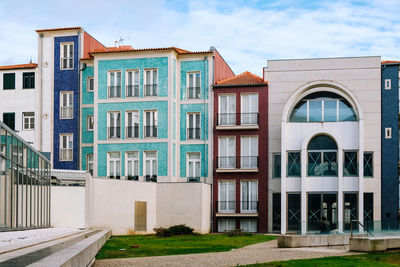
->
<box><xmin>94</xmin><ymin>239</ymin><xmax>361</xmax><ymax>267</ymax></box>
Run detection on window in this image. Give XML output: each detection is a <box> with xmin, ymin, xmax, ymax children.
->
<box><xmin>126</xmin><ymin>70</ymin><xmax>139</xmax><ymax>97</ymax></box>
<box><xmin>60</xmin><ymin>92</ymin><xmax>73</xmax><ymax>119</ymax></box>
<box><xmin>272</xmin><ymin>193</ymin><xmax>281</xmax><ymax>231</ymax></box>
<box><xmin>289</xmin><ymin>92</ymin><xmax>357</xmax><ymax>122</ymax></box>
<box><xmin>218</xmin><ymin>94</ymin><xmax>236</xmax><ymax>125</ymax></box>
<box><xmin>385</xmin><ymin>79</ymin><xmax>391</xmax><ymax>90</ymax></box>
<box><xmin>3</xmin><ymin>113</ymin><xmax>15</xmax><ymax>130</ymax></box>
<box><xmin>287</xmin><ymin>152</ymin><xmax>300</xmax><ymax>177</ymax></box>
<box><xmin>385</xmin><ymin>127</ymin><xmax>392</xmax><ymax>139</ymax></box>
<box><xmin>87</xmin><ymin>76</ymin><xmax>94</xmax><ymax>92</ymax></box>
<box><xmin>307</xmin><ymin>135</ymin><xmax>337</xmax><ymax>176</ymax></box>
<box><xmin>107</xmin><ymin>152</ymin><xmax>120</xmax><ymax>179</ymax></box>
<box><xmin>108</xmin><ymin>112</ymin><xmax>121</xmax><ymax>139</ymax></box>
<box><xmin>144</xmin><ymin>69</ymin><xmax>157</xmax><ymax>96</ymax></box>
<box><xmin>241</xmin><ymin>181</ymin><xmax>258</xmax><ymax>212</ymax></box>
<box><xmin>87</xmin><ymin>154</ymin><xmax>93</xmax><ymax>175</ymax></box>
<box><xmin>23</xmin><ymin>112</ymin><xmax>35</xmax><ymax>130</ymax></box>
<box><xmin>108</xmin><ymin>71</ymin><xmax>121</xmax><ymax>98</ymax></box>
<box><xmin>187</xmin><ymin>72</ymin><xmax>200</xmax><ymax>99</ymax></box>
<box><xmin>218</xmin><ymin>137</ymin><xmax>235</xmax><ymax>169</ymax></box>
<box><xmin>87</xmin><ymin>116</ymin><xmax>94</xmax><ymax>131</ymax></box>
<box><xmin>126</xmin><ymin>152</ymin><xmax>139</xmax><ymax>180</ymax></box>
<box><xmin>3</xmin><ymin>73</ymin><xmax>15</xmax><ymax>90</ymax></box>
<box><xmin>187</xmin><ymin>113</ymin><xmax>200</xmax><ymax>139</ymax></box>
<box><xmin>60</xmin><ymin>134</ymin><xmax>73</xmax><ymax>161</ymax></box>
<box><xmin>23</xmin><ymin>72</ymin><xmax>35</xmax><ymax>89</ymax></box>
<box><xmin>218</xmin><ymin>181</ymin><xmax>235</xmax><ymax>212</ymax></box>
<box><xmin>144</xmin><ymin>110</ymin><xmax>157</xmax><ymax>138</ymax></box>
<box><xmin>126</xmin><ymin>111</ymin><xmax>139</xmax><ymax>138</ymax></box>
<box><xmin>187</xmin><ymin>153</ymin><xmax>201</xmax><ymax>182</ymax></box>
<box><xmin>241</xmin><ymin>94</ymin><xmax>258</xmax><ymax>125</ymax></box>
<box><xmin>60</xmin><ymin>42</ymin><xmax>74</xmax><ymax>70</ymax></box>
<box><xmin>273</xmin><ymin>153</ymin><xmax>281</xmax><ymax>178</ymax></box>
<box><xmin>344</xmin><ymin>151</ymin><xmax>358</xmax><ymax>176</ymax></box>
<box><xmin>240</xmin><ymin>219</ymin><xmax>257</xmax><ymax>232</ymax></box>
<box><xmin>364</xmin><ymin>152</ymin><xmax>373</xmax><ymax>177</ymax></box>
<box><xmin>218</xmin><ymin>219</ymin><xmax>235</xmax><ymax>232</ymax></box>
<box><xmin>144</xmin><ymin>151</ymin><xmax>157</xmax><ymax>182</ymax></box>
<box><xmin>240</xmin><ymin>136</ymin><xmax>258</xmax><ymax>169</ymax></box>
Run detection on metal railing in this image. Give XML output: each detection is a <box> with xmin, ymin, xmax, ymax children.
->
<box><xmin>187</xmin><ymin>128</ymin><xmax>200</xmax><ymax>139</ymax></box>
<box><xmin>144</xmin><ymin>126</ymin><xmax>157</xmax><ymax>137</ymax></box>
<box><xmin>187</xmin><ymin>177</ymin><xmax>205</xmax><ymax>183</ymax></box>
<box><xmin>216</xmin><ymin>201</ymin><xmax>259</xmax><ymax>213</ymax></box>
<box><xmin>216</xmin><ymin>156</ymin><xmax>259</xmax><ymax>169</ymax></box>
<box><xmin>145</xmin><ymin>175</ymin><xmax>157</xmax><ymax>182</ymax></box>
<box><xmin>216</xmin><ymin>113</ymin><xmax>259</xmax><ymax>126</ymax></box>
<box><xmin>144</xmin><ymin>84</ymin><xmax>157</xmax><ymax>96</ymax></box>
<box><xmin>126</xmin><ymin>175</ymin><xmax>139</xmax><ymax>181</ymax></box>
<box><xmin>126</xmin><ymin>125</ymin><xmax>139</xmax><ymax>138</ymax></box>
<box><xmin>108</xmin><ymin>126</ymin><xmax>121</xmax><ymax>139</ymax></box>
<box><xmin>350</xmin><ymin>219</ymin><xmax>374</xmax><ymax>237</ymax></box>
<box><xmin>187</xmin><ymin>86</ymin><xmax>200</xmax><ymax>99</ymax></box>
<box><xmin>126</xmin><ymin>85</ymin><xmax>139</xmax><ymax>97</ymax></box>
<box><xmin>108</xmin><ymin>86</ymin><xmax>121</xmax><ymax>98</ymax></box>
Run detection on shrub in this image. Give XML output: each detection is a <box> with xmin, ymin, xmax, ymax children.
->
<box><xmin>153</xmin><ymin>224</ymin><xmax>195</xmax><ymax>237</ymax></box>
<box><xmin>153</xmin><ymin>227</ymin><xmax>171</xmax><ymax>237</ymax></box>
<box><xmin>226</xmin><ymin>229</ymin><xmax>253</xmax><ymax>237</ymax></box>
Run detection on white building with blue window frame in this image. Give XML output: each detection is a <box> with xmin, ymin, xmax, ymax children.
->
<box><xmin>265</xmin><ymin>56</ymin><xmax>381</xmax><ymax>234</ymax></box>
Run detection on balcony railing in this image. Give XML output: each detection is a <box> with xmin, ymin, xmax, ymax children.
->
<box><xmin>144</xmin><ymin>126</ymin><xmax>157</xmax><ymax>138</ymax></box>
<box><xmin>187</xmin><ymin>86</ymin><xmax>200</xmax><ymax>99</ymax></box>
<box><xmin>216</xmin><ymin>113</ymin><xmax>259</xmax><ymax>126</ymax></box>
<box><xmin>187</xmin><ymin>128</ymin><xmax>200</xmax><ymax>139</ymax></box>
<box><xmin>216</xmin><ymin>201</ymin><xmax>259</xmax><ymax>213</ymax></box>
<box><xmin>60</xmin><ymin>107</ymin><xmax>73</xmax><ymax>119</ymax></box>
<box><xmin>216</xmin><ymin>156</ymin><xmax>259</xmax><ymax>169</ymax></box>
<box><xmin>145</xmin><ymin>175</ymin><xmax>157</xmax><ymax>182</ymax></box>
<box><xmin>108</xmin><ymin>86</ymin><xmax>121</xmax><ymax>98</ymax></box>
<box><xmin>126</xmin><ymin>175</ymin><xmax>139</xmax><ymax>181</ymax></box>
<box><xmin>60</xmin><ymin>148</ymin><xmax>73</xmax><ymax>161</ymax></box>
<box><xmin>187</xmin><ymin>176</ymin><xmax>204</xmax><ymax>183</ymax></box>
<box><xmin>108</xmin><ymin>126</ymin><xmax>121</xmax><ymax>139</ymax></box>
<box><xmin>126</xmin><ymin>125</ymin><xmax>139</xmax><ymax>138</ymax></box>
<box><xmin>109</xmin><ymin>175</ymin><xmax>121</xmax><ymax>179</ymax></box>
<box><xmin>144</xmin><ymin>84</ymin><xmax>157</xmax><ymax>96</ymax></box>
<box><xmin>126</xmin><ymin>85</ymin><xmax>139</xmax><ymax>97</ymax></box>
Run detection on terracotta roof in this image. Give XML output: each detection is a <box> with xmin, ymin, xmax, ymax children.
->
<box><xmin>36</xmin><ymin>27</ymin><xmax>82</xmax><ymax>32</ymax></box>
<box><xmin>0</xmin><ymin>63</ymin><xmax>38</xmax><ymax>70</ymax></box>
<box><xmin>382</xmin><ymin>60</ymin><xmax>400</xmax><ymax>64</ymax></box>
<box><xmin>214</xmin><ymin>71</ymin><xmax>267</xmax><ymax>86</ymax></box>
<box><xmin>80</xmin><ymin>56</ymin><xmax>93</xmax><ymax>60</ymax></box>
<box><xmin>90</xmin><ymin>46</ymin><xmax>212</xmax><ymax>55</ymax></box>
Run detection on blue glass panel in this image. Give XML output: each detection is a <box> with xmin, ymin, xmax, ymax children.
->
<box><xmin>289</xmin><ymin>101</ymin><xmax>307</xmax><ymax>122</ymax></box>
<box><xmin>309</xmin><ymin>101</ymin><xmax>322</xmax><ymax>122</ymax></box>
<box><xmin>324</xmin><ymin>100</ymin><xmax>337</xmax><ymax>122</ymax></box>
<box><xmin>339</xmin><ymin>100</ymin><xmax>356</xmax><ymax>121</ymax></box>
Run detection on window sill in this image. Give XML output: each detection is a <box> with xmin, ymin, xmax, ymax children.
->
<box><xmin>216</xmin><ymin>168</ymin><xmax>258</xmax><ymax>173</ymax></box>
<box><xmin>216</xmin><ymin>212</ymin><xmax>258</xmax><ymax>217</ymax></box>
<box><xmin>216</xmin><ymin>125</ymin><xmax>259</xmax><ymax>130</ymax></box>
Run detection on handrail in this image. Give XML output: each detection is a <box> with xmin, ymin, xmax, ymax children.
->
<box><xmin>350</xmin><ymin>219</ymin><xmax>374</xmax><ymax>237</ymax></box>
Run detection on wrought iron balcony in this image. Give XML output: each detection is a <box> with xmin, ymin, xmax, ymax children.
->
<box><xmin>187</xmin><ymin>128</ymin><xmax>201</xmax><ymax>140</ymax></box>
<box><xmin>145</xmin><ymin>175</ymin><xmax>157</xmax><ymax>182</ymax></box>
<box><xmin>216</xmin><ymin>201</ymin><xmax>259</xmax><ymax>213</ymax></box>
<box><xmin>126</xmin><ymin>175</ymin><xmax>139</xmax><ymax>181</ymax></box>
<box><xmin>108</xmin><ymin>86</ymin><xmax>121</xmax><ymax>98</ymax></box>
<box><xmin>144</xmin><ymin>126</ymin><xmax>157</xmax><ymax>138</ymax></box>
<box><xmin>187</xmin><ymin>176</ymin><xmax>203</xmax><ymax>183</ymax></box>
<box><xmin>144</xmin><ymin>84</ymin><xmax>158</xmax><ymax>96</ymax></box>
<box><xmin>187</xmin><ymin>86</ymin><xmax>200</xmax><ymax>99</ymax></box>
<box><xmin>216</xmin><ymin>113</ymin><xmax>259</xmax><ymax>127</ymax></box>
<box><xmin>126</xmin><ymin>125</ymin><xmax>139</xmax><ymax>138</ymax></box>
<box><xmin>216</xmin><ymin>156</ymin><xmax>259</xmax><ymax>170</ymax></box>
<box><xmin>108</xmin><ymin>127</ymin><xmax>121</xmax><ymax>139</ymax></box>
<box><xmin>126</xmin><ymin>85</ymin><xmax>139</xmax><ymax>97</ymax></box>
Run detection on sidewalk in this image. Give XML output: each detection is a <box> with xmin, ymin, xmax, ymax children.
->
<box><xmin>94</xmin><ymin>239</ymin><xmax>360</xmax><ymax>267</ymax></box>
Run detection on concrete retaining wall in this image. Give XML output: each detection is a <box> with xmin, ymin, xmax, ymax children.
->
<box><xmin>51</xmin><ymin>186</ymin><xmax>86</xmax><ymax>228</ymax></box>
<box><xmin>277</xmin><ymin>234</ymin><xmax>349</xmax><ymax>248</ymax></box>
<box><xmin>350</xmin><ymin>237</ymin><xmax>400</xmax><ymax>252</ymax></box>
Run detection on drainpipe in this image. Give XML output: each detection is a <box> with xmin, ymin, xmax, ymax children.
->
<box><xmin>38</xmin><ymin>33</ymin><xmax>43</xmax><ymax>151</ymax></box>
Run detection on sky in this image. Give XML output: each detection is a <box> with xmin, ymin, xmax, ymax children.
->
<box><xmin>0</xmin><ymin>0</ymin><xmax>400</xmax><ymax>76</ymax></box>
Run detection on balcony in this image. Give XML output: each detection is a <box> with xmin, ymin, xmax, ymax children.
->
<box><xmin>108</xmin><ymin>127</ymin><xmax>121</xmax><ymax>139</ymax></box>
<box><xmin>126</xmin><ymin>125</ymin><xmax>139</xmax><ymax>138</ymax></box>
<box><xmin>145</xmin><ymin>175</ymin><xmax>157</xmax><ymax>182</ymax></box>
<box><xmin>126</xmin><ymin>85</ymin><xmax>139</xmax><ymax>97</ymax></box>
<box><xmin>216</xmin><ymin>156</ymin><xmax>259</xmax><ymax>172</ymax></box>
<box><xmin>187</xmin><ymin>127</ymin><xmax>201</xmax><ymax>140</ymax></box>
<box><xmin>216</xmin><ymin>113</ymin><xmax>259</xmax><ymax>130</ymax></box>
<box><xmin>216</xmin><ymin>201</ymin><xmax>259</xmax><ymax>216</ymax></box>
<box><xmin>108</xmin><ymin>86</ymin><xmax>121</xmax><ymax>98</ymax></box>
<box><xmin>126</xmin><ymin>175</ymin><xmax>139</xmax><ymax>181</ymax></box>
<box><xmin>187</xmin><ymin>86</ymin><xmax>200</xmax><ymax>99</ymax></box>
<box><xmin>144</xmin><ymin>126</ymin><xmax>157</xmax><ymax>138</ymax></box>
<box><xmin>144</xmin><ymin>84</ymin><xmax>157</xmax><ymax>96</ymax></box>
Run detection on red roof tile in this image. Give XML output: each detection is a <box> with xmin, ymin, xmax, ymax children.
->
<box><xmin>382</xmin><ymin>60</ymin><xmax>400</xmax><ymax>64</ymax></box>
<box><xmin>35</xmin><ymin>27</ymin><xmax>82</xmax><ymax>32</ymax></box>
<box><xmin>214</xmin><ymin>71</ymin><xmax>267</xmax><ymax>86</ymax></box>
<box><xmin>90</xmin><ymin>46</ymin><xmax>212</xmax><ymax>55</ymax></box>
<box><xmin>0</xmin><ymin>63</ymin><xmax>38</xmax><ymax>70</ymax></box>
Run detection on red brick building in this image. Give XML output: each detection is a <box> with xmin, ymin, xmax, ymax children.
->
<box><xmin>212</xmin><ymin>71</ymin><xmax>268</xmax><ymax>232</ymax></box>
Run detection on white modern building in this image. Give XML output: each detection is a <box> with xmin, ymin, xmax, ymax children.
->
<box><xmin>265</xmin><ymin>57</ymin><xmax>381</xmax><ymax>234</ymax></box>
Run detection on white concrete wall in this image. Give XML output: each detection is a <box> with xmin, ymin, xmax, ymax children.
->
<box><xmin>51</xmin><ymin>186</ymin><xmax>86</xmax><ymax>228</ymax></box>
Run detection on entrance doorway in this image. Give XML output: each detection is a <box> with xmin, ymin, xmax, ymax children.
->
<box><xmin>307</xmin><ymin>193</ymin><xmax>337</xmax><ymax>232</ymax></box>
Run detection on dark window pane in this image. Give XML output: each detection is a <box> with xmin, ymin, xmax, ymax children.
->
<box><xmin>339</xmin><ymin>100</ymin><xmax>357</xmax><ymax>121</ymax></box>
<box><xmin>23</xmin><ymin>72</ymin><xmax>35</xmax><ymax>89</ymax></box>
<box><xmin>307</xmin><ymin>135</ymin><xmax>337</xmax><ymax>150</ymax></box>
<box><xmin>3</xmin><ymin>73</ymin><xmax>15</xmax><ymax>90</ymax></box>
<box><xmin>272</xmin><ymin>193</ymin><xmax>281</xmax><ymax>231</ymax></box>
<box><xmin>3</xmin><ymin>113</ymin><xmax>15</xmax><ymax>130</ymax></box>
<box><xmin>289</xmin><ymin>100</ymin><xmax>307</xmax><ymax>122</ymax></box>
<box><xmin>273</xmin><ymin>154</ymin><xmax>281</xmax><ymax>178</ymax></box>
<box><xmin>344</xmin><ymin>151</ymin><xmax>358</xmax><ymax>176</ymax></box>
<box><xmin>363</xmin><ymin>152</ymin><xmax>373</xmax><ymax>177</ymax></box>
<box><xmin>287</xmin><ymin>152</ymin><xmax>300</xmax><ymax>177</ymax></box>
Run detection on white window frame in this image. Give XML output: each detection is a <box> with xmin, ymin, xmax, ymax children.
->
<box><xmin>385</xmin><ymin>127</ymin><xmax>392</xmax><ymax>139</ymax></box>
<box><xmin>240</xmin><ymin>180</ymin><xmax>258</xmax><ymax>213</ymax></box>
<box><xmin>240</xmin><ymin>93</ymin><xmax>258</xmax><ymax>125</ymax></box>
<box><xmin>218</xmin><ymin>94</ymin><xmax>236</xmax><ymax>125</ymax></box>
<box><xmin>87</xmin><ymin>115</ymin><xmax>94</xmax><ymax>131</ymax></box>
<box><xmin>144</xmin><ymin>68</ymin><xmax>158</xmax><ymax>96</ymax></box>
<box><xmin>187</xmin><ymin>152</ymin><xmax>201</xmax><ymax>180</ymax></box>
<box><xmin>144</xmin><ymin>110</ymin><xmax>158</xmax><ymax>138</ymax></box>
<box><xmin>87</xmin><ymin>154</ymin><xmax>93</xmax><ymax>174</ymax></box>
<box><xmin>144</xmin><ymin>151</ymin><xmax>157</xmax><ymax>178</ymax></box>
<box><xmin>60</xmin><ymin>42</ymin><xmax>74</xmax><ymax>70</ymax></box>
<box><xmin>218</xmin><ymin>180</ymin><xmax>236</xmax><ymax>212</ymax></box>
<box><xmin>87</xmin><ymin>76</ymin><xmax>94</xmax><ymax>92</ymax></box>
<box><xmin>60</xmin><ymin>91</ymin><xmax>73</xmax><ymax>119</ymax></box>
<box><xmin>218</xmin><ymin>136</ymin><xmax>236</xmax><ymax>169</ymax></box>
<box><xmin>107</xmin><ymin>151</ymin><xmax>121</xmax><ymax>178</ymax></box>
<box><xmin>240</xmin><ymin>136</ymin><xmax>258</xmax><ymax>169</ymax></box>
<box><xmin>125</xmin><ymin>151</ymin><xmax>139</xmax><ymax>180</ymax></box>
<box><xmin>108</xmin><ymin>70</ymin><xmax>122</xmax><ymax>98</ymax></box>
<box><xmin>125</xmin><ymin>69</ymin><xmax>140</xmax><ymax>97</ymax></box>
<box><xmin>59</xmin><ymin>133</ymin><xmax>73</xmax><ymax>161</ymax></box>
<box><xmin>385</xmin><ymin>79</ymin><xmax>391</xmax><ymax>90</ymax></box>
<box><xmin>187</xmin><ymin>71</ymin><xmax>201</xmax><ymax>99</ymax></box>
<box><xmin>126</xmin><ymin>110</ymin><xmax>139</xmax><ymax>138</ymax></box>
<box><xmin>108</xmin><ymin>111</ymin><xmax>121</xmax><ymax>139</ymax></box>
<box><xmin>22</xmin><ymin>112</ymin><xmax>35</xmax><ymax>130</ymax></box>
<box><xmin>187</xmin><ymin>112</ymin><xmax>201</xmax><ymax>140</ymax></box>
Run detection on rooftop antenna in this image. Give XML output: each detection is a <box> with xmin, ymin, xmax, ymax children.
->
<box><xmin>114</xmin><ymin>37</ymin><xmax>125</xmax><ymax>47</ymax></box>
<box><xmin>29</xmin><ymin>57</ymin><xmax>32</xmax><ymax>64</ymax></box>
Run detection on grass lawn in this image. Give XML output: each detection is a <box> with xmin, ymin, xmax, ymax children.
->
<box><xmin>96</xmin><ymin>234</ymin><xmax>276</xmax><ymax>259</ymax></box>
<box><xmin>240</xmin><ymin>252</ymin><xmax>400</xmax><ymax>266</ymax></box>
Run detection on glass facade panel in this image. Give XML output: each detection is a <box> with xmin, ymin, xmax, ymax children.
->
<box><xmin>287</xmin><ymin>193</ymin><xmax>301</xmax><ymax>231</ymax></box>
<box><xmin>272</xmin><ymin>193</ymin><xmax>281</xmax><ymax>231</ymax></box>
<box><xmin>344</xmin><ymin>151</ymin><xmax>358</xmax><ymax>176</ymax></box>
<box><xmin>308</xmin><ymin>101</ymin><xmax>322</xmax><ymax>122</ymax></box>
<box><xmin>344</xmin><ymin>193</ymin><xmax>358</xmax><ymax>231</ymax></box>
<box><xmin>339</xmin><ymin>100</ymin><xmax>357</xmax><ymax>121</ymax></box>
<box><xmin>273</xmin><ymin>154</ymin><xmax>281</xmax><ymax>178</ymax></box>
<box><xmin>289</xmin><ymin>101</ymin><xmax>307</xmax><ymax>122</ymax></box>
<box><xmin>364</xmin><ymin>152</ymin><xmax>373</xmax><ymax>177</ymax></box>
<box><xmin>287</xmin><ymin>152</ymin><xmax>300</xmax><ymax>177</ymax></box>
<box><xmin>324</xmin><ymin>100</ymin><xmax>337</xmax><ymax>122</ymax></box>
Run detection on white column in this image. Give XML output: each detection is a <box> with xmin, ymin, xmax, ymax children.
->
<box><xmin>281</xmin><ymin>123</ymin><xmax>287</xmax><ymax>234</ymax></box>
<box><xmin>301</xmin><ymin>148</ymin><xmax>307</xmax><ymax>234</ymax></box>
<box><xmin>358</xmin><ymin>119</ymin><xmax>364</xmax><ymax>233</ymax></box>
<box><xmin>338</xmin><ymin>148</ymin><xmax>343</xmax><ymax>232</ymax></box>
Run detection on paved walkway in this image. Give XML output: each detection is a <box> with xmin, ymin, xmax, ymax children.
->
<box><xmin>94</xmin><ymin>239</ymin><xmax>360</xmax><ymax>267</ymax></box>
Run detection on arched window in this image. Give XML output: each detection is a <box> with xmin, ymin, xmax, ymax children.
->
<box><xmin>307</xmin><ymin>135</ymin><xmax>338</xmax><ymax>177</ymax></box>
<box><xmin>289</xmin><ymin>92</ymin><xmax>357</xmax><ymax>122</ymax></box>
